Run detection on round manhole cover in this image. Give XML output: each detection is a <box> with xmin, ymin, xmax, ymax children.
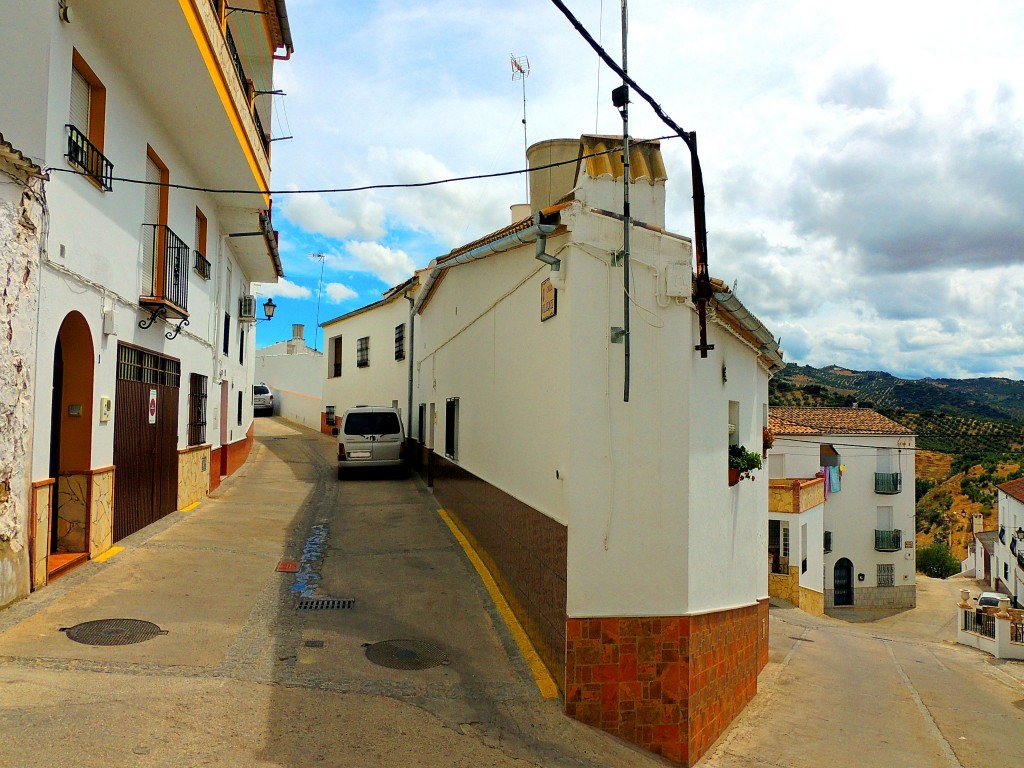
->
<box><xmin>61</xmin><ymin>619</ymin><xmax>168</xmax><ymax>646</ymax></box>
<box><xmin>365</xmin><ymin>639</ymin><xmax>448</xmax><ymax>670</ymax></box>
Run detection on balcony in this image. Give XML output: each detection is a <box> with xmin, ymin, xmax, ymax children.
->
<box><xmin>1017</xmin><ymin>551</ymin><xmax>1024</xmax><ymax>573</ymax></box>
<box><xmin>875</xmin><ymin>472</ymin><xmax>902</xmax><ymax>494</ymax></box>
<box><xmin>140</xmin><ymin>224</ymin><xmax>190</xmax><ymax>329</ymax></box>
<box><xmin>875</xmin><ymin>528</ymin><xmax>902</xmax><ymax>552</ymax></box>
<box><xmin>193</xmin><ymin>250</ymin><xmax>211</xmax><ymax>280</ymax></box>
<box><xmin>65</xmin><ymin>124</ymin><xmax>113</xmax><ymax>191</ymax></box>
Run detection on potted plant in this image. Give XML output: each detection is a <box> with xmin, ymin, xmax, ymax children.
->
<box><xmin>729</xmin><ymin>444</ymin><xmax>763</xmax><ymax>486</ymax></box>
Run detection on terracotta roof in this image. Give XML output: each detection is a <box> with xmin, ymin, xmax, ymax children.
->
<box><xmin>975</xmin><ymin>529</ymin><xmax>999</xmax><ymax>556</ymax></box>
<box><xmin>769</xmin><ymin>407</ymin><xmax>913</xmax><ymax>436</ymax></box>
<box><xmin>997</xmin><ymin>477</ymin><xmax>1024</xmax><ymax>504</ymax></box>
<box><xmin>0</xmin><ymin>133</ymin><xmax>46</xmax><ymax>180</ymax></box>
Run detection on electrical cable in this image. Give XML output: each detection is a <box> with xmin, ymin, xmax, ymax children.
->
<box><xmin>44</xmin><ymin>136</ymin><xmax>678</xmax><ymax>197</ymax></box>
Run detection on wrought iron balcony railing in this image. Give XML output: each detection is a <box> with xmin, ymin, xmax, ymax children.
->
<box><xmin>142</xmin><ymin>224</ymin><xmax>190</xmax><ymax>313</ymax></box>
<box><xmin>963</xmin><ymin>608</ymin><xmax>995</xmax><ymax>639</ymax></box>
<box><xmin>874</xmin><ymin>528</ymin><xmax>902</xmax><ymax>552</ymax></box>
<box><xmin>193</xmin><ymin>250</ymin><xmax>211</xmax><ymax>280</ymax></box>
<box><xmin>874</xmin><ymin>472</ymin><xmax>902</xmax><ymax>494</ymax></box>
<box><xmin>225</xmin><ymin>27</ymin><xmax>253</xmax><ymax>102</ymax></box>
<box><xmin>65</xmin><ymin>124</ymin><xmax>113</xmax><ymax>191</ymax></box>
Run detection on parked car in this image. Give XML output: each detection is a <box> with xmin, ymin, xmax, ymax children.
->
<box><xmin>253</xmin><ymin>384</ymin><xmax>274</xmax><ymax>416</ymax></box>
<box><xmin>336</xmin><ymin>406</ymin><xmax>405</xmax><ymax>479</ymax></box>
<box><xmin>976</xmin><ymin>591</ymin><xmax>1005</xmax><ymax>608</ymax></box>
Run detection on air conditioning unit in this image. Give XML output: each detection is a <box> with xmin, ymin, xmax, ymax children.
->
<box><xmin>239</xmin><ymin>294</ymin><xmax>257</xmax><ymax>321</ymax></box>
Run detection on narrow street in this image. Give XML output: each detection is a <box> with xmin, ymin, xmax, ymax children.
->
<box><xmin>2</xmin><ymin>420</ymin><xmax>1024</xmax><ymax>766</ymax></box>
<box><xmin>0</xmin><ymin>419</ymin><xmax>655</xmax><ymax>768</ymax></box>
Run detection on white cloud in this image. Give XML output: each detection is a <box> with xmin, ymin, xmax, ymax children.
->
<box><xmin>324</xmin><ymin>282</ymin><xmax>358</xmax><ymax>303</ymax></box>
<box><xmin>325</xmin><ymin>241</ymin><xmax>417</xmax><ymax>286</ymax></box>
<box><xmin>280</xmin><ymin>193</ymin><xmax>386</xmax><ymax>241</ymax></box>
<box><xmin>251</xmin><ymin>278</ymin><xmax>311</xmax><ymax>299</ymax></box>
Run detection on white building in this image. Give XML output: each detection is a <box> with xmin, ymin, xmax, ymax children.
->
<box><xmin>991</xmin><ymin>479</ymin><xmax>1024</xmax><ymax>607</ymax></box>
<box><xmin>319</xmin><ymin>277</ymin><xmax>418</xmax><ymax>435</ymax></box>
<box><xmin>767</xmin><ymin>476</ymin><xmax>826</xmax><ymax>615</ymax></box>
<box><xmin>255</xmin><ymin>324</ymin><xmax>323</xmax><ymax>430</ymax></box>
<box><xmin>330</xmin><ymin>135</ymin><xmax>784</xmax><ymax>764</ymax></box>
<box><xmin>0</xmin><ymin>0</ymin><xmax>292</xmax><ymax>594</ymax></box>
<box><xmin>768</xmin><ymin>407</ymin><xmax>917</xmax><ymax>610</ymax></box>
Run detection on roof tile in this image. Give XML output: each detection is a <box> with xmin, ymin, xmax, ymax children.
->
<box><xmin>769</xmin><ymin>406</ymin><xmax>913</xmax><ymax>436</ymax></box>
<box><xmin>997</xmin><ymin>477</ymin><xmax>1024</xmax><ymax>504</ymax></box>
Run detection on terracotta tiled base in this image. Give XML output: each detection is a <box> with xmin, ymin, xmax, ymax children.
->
<box><xmin>566</xmin><ymin>600</ymin><xmax>769</xmax><ymax>766</ymax></box>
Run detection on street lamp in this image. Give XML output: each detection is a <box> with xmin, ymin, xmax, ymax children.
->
<box><xmin>1015</xmin><ymin>527</ymin><xmax>1024</xmax><ymax>541</ymax></box>
<box><xmin>256</xmin><ymin>298</ymin><xmax>276</xmax><ymax>322</ymax></box>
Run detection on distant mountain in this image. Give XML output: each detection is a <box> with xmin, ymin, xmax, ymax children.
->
<box><xmin>769</xmin><ymin>364</ymin><xmax>1024</xmax><ymax>454</ymax></box>
<box><xmin>770</xmin><ymin>364</ymin><xmax>1024</xmax><ymax>422</ymax></box>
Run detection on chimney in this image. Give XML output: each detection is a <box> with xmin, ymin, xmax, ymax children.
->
<box><xmin>292</xmin><ymin>323</ymin><xmax>304</xmax><ymax>340</ymax></box>
<box><xmin>510</xmin><ymin>203</ymin><xmax>531</xmax><ymax>223</ymax></box>
<box><xmin>973</xmin><ymin>514</ymin><xmax>984</xmax><ymax>534</ymax></box>
<box><xmin>526</xmin><ymin>138</ymin><xmax>580</xmax><ymax>210</ymax></box>
<box><xmin>571</xmin><ymin>134</ymin><xmax>668</xmax><ymax>228</ymax></box>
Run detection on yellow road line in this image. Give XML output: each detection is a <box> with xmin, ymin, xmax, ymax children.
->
<box><xmin>437</xmin><ymin>508</ymin><xmax>559</xmax><ymax>699</ymax></box>
<box><xmin>93</xmin><ymin>546</ymin><xmax>124</xmax><ymax>563</ymax></box>
<box><xmin>180</xmin><ymin>501</ymin><xmax>201</xmax><ymax>513</ymax></box>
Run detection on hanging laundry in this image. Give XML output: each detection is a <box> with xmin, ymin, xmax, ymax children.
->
<box><xmin>828</xmin><ymin>465</ymin><xmax>841</xmax><ymax>493</ymax></box>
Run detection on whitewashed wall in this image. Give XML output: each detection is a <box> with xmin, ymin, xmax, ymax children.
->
<box><xmin>322</xmin><ymin>297</ymin><xmax>413</xmax><ymax>424</ymax></box>
<box><xmin>255</xmin><ymin>343</ymin><xmax>323</xmax><ymax>430</ymax></box>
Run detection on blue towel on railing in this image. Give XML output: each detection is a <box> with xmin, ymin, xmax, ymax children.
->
<box><xmin>828</xmin><ymin>465</ymin><xmax>841</xmax><ymax>492</ymax></box>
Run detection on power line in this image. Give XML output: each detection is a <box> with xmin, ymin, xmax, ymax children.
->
<box><xmin>44</xmin><ymin>137</ymin><xmax>677</xmax><ymax>198</ymax></box>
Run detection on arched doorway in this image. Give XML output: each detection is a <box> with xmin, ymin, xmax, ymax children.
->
<box><xmin>834</xmin><ymin>558</ymin><xmax>854</xmax><ymax>606</ymax></box>
<box><xmin>47</xmin><ymin>312</ymin><xmax>94</xmax><ymax>576</ymax></box>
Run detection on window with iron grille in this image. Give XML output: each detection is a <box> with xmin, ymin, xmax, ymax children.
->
<box><xmin>188</xmin><ymin>374</ymin><xmax>208</xmax><ymax>445</ymax></box>
<box><xmin>417</xmin><ymin>403</ymin><xmax>426</xmax><ymax>443</ymax></box>
<box><xmin>395</xmin><ymin>323</ymin><xmax>405</xmax><ymax>361</ymax></box>
<box><xmin>223</xmin><ymin>312</ymin><xmax>231</xmax><ymax>355</ymax></box>
<box><xmin>116</xmin><ymin>343</ymin><xmax>180</xmax><ymax>387</ymax></box>
<box><xmin>237</xmin><ymin>390</ymin><xmax>242</xmax><ymax>426</ymax></box>
<box><xmin>330</xmin><ymin>335</ymin><xmax>343</xmax><ymax>377</ymax></box>
<box><xmin>357</xmin><ymin>336</ymin><xmax>369</xmax><ymax>368</ymax></box>
<box><xmin>239</xmin><ymin>327</ymin><xmax>245</xmax><ymax>365</ymax></box>
<box><xmin>877</xmin><ymin>563</ymin><xmax>895</xmax><ymax>587</ymax></box>
<box><xmin>445</xmin><ymin>397</ymin><xmax>459</xmax><ymax>460</ymax></box>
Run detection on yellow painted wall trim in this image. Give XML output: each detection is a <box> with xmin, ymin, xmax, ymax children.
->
<box><xmin>93</xmin><ymin>545</ymin><xmax>125</xmax><ymax>563</ymax></box>
<box><xmin>177</xmin><ymin>0</ymin><xmax>270</xmax><ymax>205</ymax></box>
<box><xmin>438</xmin><ymin>508</ymin><xmax>559</xmax><ymax>699</ymax></box>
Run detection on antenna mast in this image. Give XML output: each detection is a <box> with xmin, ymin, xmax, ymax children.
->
<box><xmin>511</xmin><ymin>54</ymin><xmax>531</xmax><ymax>199</ymax></box>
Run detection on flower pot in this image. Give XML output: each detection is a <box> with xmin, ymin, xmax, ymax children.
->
<box><xmin>728</xmin><ymin>467</ymin><xmax>740</xmax><ymax>486</ymax></box>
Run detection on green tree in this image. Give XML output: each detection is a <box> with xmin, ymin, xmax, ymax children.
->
<box><xmin>916</xmin><ymin>542</ymin><xmax>961</xmax><ymax>578</ymax></box>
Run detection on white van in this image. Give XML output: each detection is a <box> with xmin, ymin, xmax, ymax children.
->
<box><xmin>336</xmin><ymin>406</ymin><xmax>405</xmax><ymax>479</ymax></box>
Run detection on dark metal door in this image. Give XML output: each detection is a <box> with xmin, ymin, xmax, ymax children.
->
<box><xmin>834</xmin><ymin>558</ymin><xmax>854</xmax><ymax>606</ymax></box>
<box><xmin>113</xmin><ymin>344</ymin><xmax>180</xmax><ymax>541</ymax></box>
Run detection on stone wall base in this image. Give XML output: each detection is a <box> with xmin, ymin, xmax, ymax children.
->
<box><xmin>566</xmin><ymin>601</ymin><xmax>767</xmax><ymax>766</ymax></box>
<box><xmin>826</xmin><ymin>584</ymin><xmax>916</xmax><ymax>610</ymax></box>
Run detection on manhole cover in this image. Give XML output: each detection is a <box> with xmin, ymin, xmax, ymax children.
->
<box><xmin>365</xmin><ymin>639</ymin><xmax>448</xmax><ymax>670</ymax></box>
<box><xmin>61</xmin><ymin>619</ymin><xmax>167</xmax><ymax>646</ymax></box>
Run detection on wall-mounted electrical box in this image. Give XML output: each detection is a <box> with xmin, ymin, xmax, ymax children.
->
<box><xmin>665</xmin><ymin>264</ymin><xmax>689</xmax><ymax>298</ymax></box>
<box><xmin>102</xmin><ymin>309</ymin><xmax>116</xmax><ymax>336</ymax></box>
<box><xmin>99</xmin><ymin>396</ymin><xmax>112</xmax><ymax>423</ymax></box>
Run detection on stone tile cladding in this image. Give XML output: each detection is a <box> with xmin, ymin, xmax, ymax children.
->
<box><xmin>431</xmin><ymin>454</ymin><xmax>568</xmax><ymax>688</ymax></box>
<box><xmin>566</xmin><ymin>600</ymin><xmax>769</xmax><ymax>766</ymax></box>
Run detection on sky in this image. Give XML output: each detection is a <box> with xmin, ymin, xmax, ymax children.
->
<box><xmin>252</xmin><ymin>0</ymin><xmax>1024</xmax><ymax>381</ymax></box>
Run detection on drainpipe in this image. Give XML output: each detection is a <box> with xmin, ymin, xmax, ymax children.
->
<box><xmin>404</xmin><ymin>291</ymin><xmax>415</xmax><ymax>468</ymax></box>
<box><xmin>412</xmin><ymin>213</ymin><xmax>558</xmax><ymax>314</ymax></box>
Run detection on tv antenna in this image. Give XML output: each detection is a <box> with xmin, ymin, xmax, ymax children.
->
<box><xmin>511</xmin><ymin>53</ymin><xmax>530</xmax><ymax>198</ymax></box>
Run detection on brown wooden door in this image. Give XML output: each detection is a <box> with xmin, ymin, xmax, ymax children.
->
<box><xmin>113</xmin><ymin>344</ymin><xmax>180</xmax><ymax>541</ymax></box>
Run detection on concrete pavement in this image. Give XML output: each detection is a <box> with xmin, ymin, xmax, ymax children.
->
<box><xmin>3</xmin><ymin>418</ymin><xmax>1024</xmax><ymax>766</ymax></box>
<box><xmin>0</xmin><ymin>418</ymin><xmax>659</xmax><ymax>767</ymax></box>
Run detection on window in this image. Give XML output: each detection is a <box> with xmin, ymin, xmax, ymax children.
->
<box><xmin>801</xmin><ymin>524</ymin><xmax>808</xmax><ymax>573</ymax></box>
<box><xmin>876</xmin><ymin>448</ymin><xmax>896</xmax><ymax>474</ymax></box>
<box><xmin>445</xmin><ymin>397</ymin><xmax>459</xmax><ymax>460</ymax></box>
<box><xmin>239</xmin><ymin>327</ymin><xmax>245</xmax><ymax>365</ymax></box>
<box><xmin>877</xmin><ymin>563</ymin><xmax>895</xmax><ymax>587</ymax></box>
<box><xmin>116</xmin><ymin>343</ymin><xmax>180</xmax><ymax>387</ymax></box>
<box><xmin>330</xmin><ymin>335</ymin><xmax>342</xmax><ymax>377</ymax></box>
<box><xmin>876</xmin><ymin>506</ymin><xmax>894</xmax><ymax>531</ymax></box>
<box><xmin>395</xmin><ymin>323</ymin><xmax>406</xmax><ymax>361</ymax></box>
<box><xmin>188</xmin><ymin>374</ymin><xmax>208</xmax><ymax>445</ymax></box>
<box><xmin>237</xmin><ymin>390</ymin><xmax>242</xmax><ymax>426</ymax></box>
<box><xmin>357</xmin><ymin>336</ymin><xmax>369</xmax><ymax>368</ymax></box>
<box><xmin>1006</xmin><ymin>563</ymin><xmax>1010</xmax><ymax>580</ymax></box>
<box><xmin>193</xmin><ymin>208</ymin><xmax>210</xmax><ymax>279</ymax></box>
<box><xmin>223</xmin><ymin>312</ymin><xmax>231</xmax><ymax>355</ymax></box>
<box><xmin>67</xmin><ymin>49</ymin><xmax>111</xmax><ymax>190</ymax></box>
<box><xmin>417</xmin><ymin>403</ymin><xmax>426</xmax><ymax>443</ymax></box>
<box><xmin>728</xmin><ymin>400</ymin><xmax>740</xmax><ymax>447</ymax></box>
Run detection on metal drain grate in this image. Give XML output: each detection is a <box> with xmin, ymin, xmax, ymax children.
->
<box><xmin>296</xmin><ymin>598</ymin><xmax>355</xmax><ymax>611</ymax></box>
<box><xmin>60</xmin><ymin>619</ymin><xmax>168</xmax><ymax>646</ymax></box>
<box><xmin>365</xmin><ymin>639</ymin><xmax>449</xmax><ymax>670</ymax></box>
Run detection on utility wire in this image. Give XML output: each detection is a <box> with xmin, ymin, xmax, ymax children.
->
<box><xmin>44</xmin><ymin>137</ymin><xmax>676</xmax><ymax>197</ymax></box>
